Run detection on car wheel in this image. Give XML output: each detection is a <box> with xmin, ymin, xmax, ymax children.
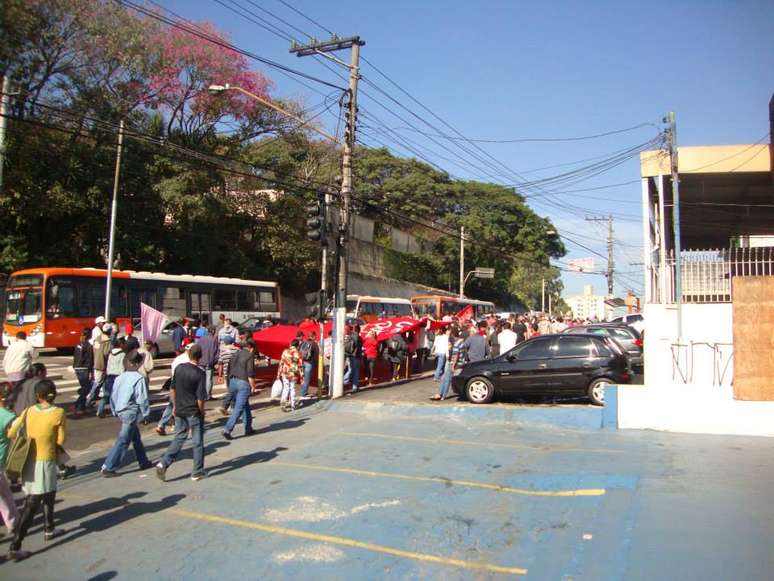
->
<box><xmin>587</xmin><ymin>378</ymin><xmax>610</xmax><ymax>406</ymax></box>
<box><xmin>465</xmin><ymin>377</ymin><xmax>495</xmax><ymax>404</ymax></box>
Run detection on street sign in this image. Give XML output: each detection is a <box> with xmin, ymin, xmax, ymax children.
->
<box><xmin>474</xmin><ymin>267</ymin><xmax>495</xmax><ymax>279</ymax></box>
<box><xmin>567</xmin><ymin>258</ymin><xmax>595</xmax><ymax>272</ymax></box>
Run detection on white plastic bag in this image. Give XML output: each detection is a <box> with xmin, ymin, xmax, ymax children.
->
<box><xmin>270</xmin><ymin>378</ymin><xmax>283</xmax><ymax>401</ymax></box>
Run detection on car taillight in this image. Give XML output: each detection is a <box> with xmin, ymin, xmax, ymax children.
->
<box><xmin>622</xmin><ymin>372</ymin><xmax>630</xmax><ymax>381</ymax></box>
<box><xmin>634</xmin><ymin>338</ymin><xmax>643</xmax><ymax>348</ymax></box>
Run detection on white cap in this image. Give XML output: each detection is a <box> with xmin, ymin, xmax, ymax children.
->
<box><xmin>95</xmin><ymin>316</ymin><xmax>106</xmax><ymax>324</ymax></box>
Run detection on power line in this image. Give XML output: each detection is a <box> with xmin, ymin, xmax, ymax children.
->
<box><xmin>379</xmin><ymin>122</ymin><xmax>659</xmax><ymax>144</ymax></box>
<box><xmin>116</xmin><ymin>0</ymin><xmax>347</xmax><ymax>92</ymax></box>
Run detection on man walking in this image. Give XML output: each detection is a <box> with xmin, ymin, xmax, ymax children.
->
<box><xmin>498</xmin><ymin>322</ymin><xmax>518</xmax><ymax>354</ymax></box>
<box><xmin>2</xmin><ymin>331</ymin><xmax>34</xmax><ymax>388</ymax></box>
<box><xmin>72</xmin><ymin>330</ymin><xmax>94</xmax><ymax>414</ymax></box>
<box><xmin>462</xmin><ymin>322</ymin><xmax>490</xmax><ymax>363</ymax></box>
<box><xmin>299</xmin><ymin>331</ymin><xmax>318</xmax><ymax>399</ymax></box>
<box><xmin>343</xmin><ymin>325</ymin><xmax>362</xmax><ymax>393</ymax></box>
<box><xmin>171</xmin><ymin>320</ymin><xmax>186</xmax><ymax>356</ymax></box>
<box><xmin>87</xmin><ymin>317</ymin><xmax>111</xmax><ymax>407</ymax></box>
<box><xmin>100</xmin><ymin>351</ymin><xmax>152</xmax><ymax>477</ymax></box>
<box><xmin>196</xmin><ymin>326</ymin><xmax>219</xmax><ymax>401</ymax></box>
<box><xmin>222</xmin><ymin>340</ymin><xmax>257</xmax><ymax>440</ymax></box>
<box><xmin>156</xmin><ymin>344</ymin><xmax>208</xmax><ymax>482</ymax></box>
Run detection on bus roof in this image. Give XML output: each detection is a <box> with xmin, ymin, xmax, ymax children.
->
<box><xmin>411</xmin><ymin>295</ymin><xmax>494</xmax><ymax>305</ymax></box>
<box><xmin>347</xmin><ymin>295</ymin><xmax>412</xmax><ymax>304</ymax></box>
<box><xmin>9</xmin><ymin>267</ymin><xmax>278</xmax><ymax>288</ymax></box>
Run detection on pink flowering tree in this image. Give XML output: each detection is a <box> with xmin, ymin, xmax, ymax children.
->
<box><xmin>144</xmin><ymin>22</ymin><xmax>282</xmax><ymax>140</ymax></box>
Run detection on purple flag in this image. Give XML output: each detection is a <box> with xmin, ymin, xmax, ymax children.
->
<box><xmin>140</xmin><ymin>302</ymin><xmax>168</xmax><ymax>344</ymax></box>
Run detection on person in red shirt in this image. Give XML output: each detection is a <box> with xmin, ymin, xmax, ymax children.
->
<box><xmin>362</xmin><ymin>330</ymin><xmax>380</xmax><ymax>387</ymax></box>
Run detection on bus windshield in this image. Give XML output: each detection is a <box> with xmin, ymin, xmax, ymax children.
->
<box><xmin>5</xmin><ymin>288</ymin><xmax>43</xmax><ymax>325</ymax></box>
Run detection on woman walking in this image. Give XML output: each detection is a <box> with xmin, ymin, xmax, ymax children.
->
<box><xmin>7</xmin><ymin>379</ymin><xmax>65</xmax><ymax>561</ymax></box>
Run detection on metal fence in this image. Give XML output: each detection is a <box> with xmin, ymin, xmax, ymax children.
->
<box><xmin>650</xmin><ymin>247</ymin><xmax>774</xmax><ymax>303</ymax></box>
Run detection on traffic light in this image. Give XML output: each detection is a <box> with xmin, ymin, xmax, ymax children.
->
<box><xmin>306</xmin><ymin>195</ymin><xmax>325</xmax><ymax>242</ymax></box>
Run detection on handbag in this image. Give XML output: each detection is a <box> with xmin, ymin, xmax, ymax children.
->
<box><xmin>6</xmin><ymin>408</ymin><xmax>32</xmax><ymax>481</ymax></box>
<box><xmin>270</xmin><ymin>378</ymin><xmax>283</xmax><ymax>401</ymax></box>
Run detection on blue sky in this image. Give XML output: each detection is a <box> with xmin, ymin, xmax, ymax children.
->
<box><xmin>166</xmin><ymin>0</ymin><xmax>773</xmax><ymax>297</ymax></box>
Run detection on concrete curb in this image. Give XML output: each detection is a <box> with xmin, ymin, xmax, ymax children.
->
<box><xmin>323</xmin><ymin>398</ymin><xmax>605</xmax><ymax>431</ymax></box>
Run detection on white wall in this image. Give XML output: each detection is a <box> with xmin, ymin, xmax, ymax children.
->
<box><xmin>643</xmin><ymin>303</ymin><xmax>733</xmax><ymax>388</ymax></box>
<box><xmin>617</xmin><ymin>385</ymin><xmax>774</xmax><ymax>437</ymax></box>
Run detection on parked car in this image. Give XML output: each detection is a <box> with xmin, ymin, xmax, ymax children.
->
<box><xmin>563</xmin><ymin>323</ymin><xmax>643</xmax><ymax>371</ymax></box>
<box><xmin>610</xmin><ymin>312</ymin><xmax>644</xmax><ymax>335</ymax></box>
<box><xmin>451</xmin><ymin>334</ymin><xmax>631</xmax><ymax>406</ymax></box>
<box><xmin>132</xmin><ymin>320</ymin><xmax>181</xmax><ymax>357</ymax></box>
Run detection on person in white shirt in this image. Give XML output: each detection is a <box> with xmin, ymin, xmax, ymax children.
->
<box><xmin>431</xmin><ymin>327</ymin><xmax>449</xmax><ymax>381</ymax></box>
<box><xmin>3</xmin><ymin>331</ymin><xmax>35</xmax><ymax>386</ymax></box>
<box><xmin>497</xmin><ymin>322</ymin><xmax>519</xmax><ymax>355</ymax></box>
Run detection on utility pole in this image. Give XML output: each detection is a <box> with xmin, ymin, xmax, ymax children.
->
<box><xmin>0</xmin><ymin>76</ymin><xmax>12</xmax><ymax>191</ymax></box>
<box><xmin>292</xmin><ymin>34</ymin><xmax>364</xmax><ymax>399</ymax></box>
<box><xmin>667</xmin><ymin>111</ymin><xmax>683</xmax><ymax>340</ymax></box>
<box><xmin>541</xmin><ymin>278</ymin><xmax>546</xmax><ymax>312</ymax></box>
<box><xmin>586</xmin><ymin>214</ymin><xmax>614</xmax><ymax>319</ymax></box>
<box><xmin>459</xmin><ymin>225</ymin><xmax>465</xmax><ymax>298</ymax></box>
<box><xmin>104</xmin><ymin>119</ymin><xmax>125</xmax><ymax>321</ymax></box>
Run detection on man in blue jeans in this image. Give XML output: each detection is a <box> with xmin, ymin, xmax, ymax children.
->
<box><xmin>156</xmin><ymin>344</ymin><xmax>208</xmax><ymax>482</ymax></box>
<box><xmin>299</xmin><ymin>331</ymin><xmax>318</xmax><ymax>398</ymax></box>
<box><xmin>222</xmin><ymin>340</ymin><xmax>257</xmax><ymax>440</ymax></box>
<box><xmin>72</xmin><ymin>330</ymin><xmax>94</xmax><ymax>414</ymax></box>
<box><xmin>101</xmin><ymin>352</ymin><xmax>152</xmax><ymax>476</ymax></box>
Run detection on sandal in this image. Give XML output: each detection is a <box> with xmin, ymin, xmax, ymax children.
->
<box><xmin>429</xmin><ymin>395</ymin><xmax>442</xmax><ymax>401</ymax></box>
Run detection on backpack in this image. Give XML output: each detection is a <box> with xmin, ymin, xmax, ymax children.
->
<box><xmin>343</xmin><ymin>333</ymin><xmax>356</xmax><ymax>356</ymax></box>
<box><xmin>387</xmin><ymin>338</ymin><xmax>399</xmax><ymax>355</ymax></box>
<box><xmin>300</xmin><ymin>340</ymin><xmax>314</xmax><ymax>361</ymax></box>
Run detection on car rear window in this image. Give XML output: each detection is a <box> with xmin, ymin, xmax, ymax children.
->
<box><xmin>557</xmin><ymin>336</ymin><xmax>595</xmax><ymax>357</ymax></box>
<box><xmin>611</xmin><ymin>328</ymin><xmax>634</xmax><ymax>340</ymax></box>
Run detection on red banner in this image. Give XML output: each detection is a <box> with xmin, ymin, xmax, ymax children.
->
<box><xmin>253</xmin><ymin>317</ymin><xmax>450</xmax><ymax>360</ymax></box>
<box><xmin>456</xmin><ymin>304</ymin><xmax>474</xmax><ymax>322</ymax></box>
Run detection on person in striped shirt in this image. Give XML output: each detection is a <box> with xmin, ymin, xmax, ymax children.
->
<box><xmin>217</xmin><ymin>335</ymin><xmax>240</xmax><ymax>416</ymax></box>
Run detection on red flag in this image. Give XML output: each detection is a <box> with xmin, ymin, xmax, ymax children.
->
<box><xmin>456</xmin><ymin>304</ymin><xmax>474</xmax><ymax>322</ymax></box>
<box><xmin>361</xmin><ymin>317</ymin><xmax>425</xmax><ymax>343</ymax></box>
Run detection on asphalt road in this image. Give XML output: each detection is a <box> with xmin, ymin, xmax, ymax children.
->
<box><xmin>1</xmin><ymin>393</ymin><xmax>772</xmax><ymax>580</ymax></box>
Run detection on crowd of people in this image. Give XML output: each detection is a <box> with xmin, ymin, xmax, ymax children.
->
<box><xmin>0</xmin><ymin>308</ymin><xmax>600</xmax><ymax>561</ymax></box>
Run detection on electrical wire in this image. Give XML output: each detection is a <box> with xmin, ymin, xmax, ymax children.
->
<box><xmin>116</xmin><ymin>0</ymin><xmax>347</xmax><ymax>92</ymax></box>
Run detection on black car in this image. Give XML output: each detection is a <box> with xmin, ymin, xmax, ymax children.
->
<box><xmin>451</xmin><ymin>334</ymin><xmax>631</xmax><ymax>406</ymax></box>
<box><xmin>563</xmin><ymin>324</ymin><xmax>643</xmax><ymax>371</ymax></box>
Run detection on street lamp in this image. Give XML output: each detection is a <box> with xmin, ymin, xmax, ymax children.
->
<box><xmin>207</xmin><ymin>83</ymin><xmax>341</xmax><ymax>144</ymax></box>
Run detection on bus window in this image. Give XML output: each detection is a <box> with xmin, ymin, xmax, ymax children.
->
<box><xmin>159</xmin><ymin>287</ymin><xmax>186</xmax><ymax>318</ymax></box>
<box><xmin>129</xmin><ymin>288</ymin><xmax>157</xmax><ymax>318</ymax></box>
<box><xmin>441</xmin><ymin>300</ymin><xmax>461</xmax><ymax>317</ymax></box>
<box><xmin>412</xmin><ymin>301</ymin><xmax>435</xmax><ymax>318</ymax></box>
<box><xmin>236</xmin><ymin>289</ymin><xmax>252</xmax><ymax>311</ymax></box>
<box><xmin>214</xmin><ymin>289</ymin><xmax>236</xmax><ymax>310</ymax></box>
<box><xmin>393</xmin><ymin>303</ymin><xmax>413</xmax><ymax>317</ymax></box>
<box><xmin>46</xmin><ymin>278</ymin><xmax>78</xmax><ymax>318</ymax></box>
<box><xmin>258</xmin><ymin>290</ymin><xmax>276</xmax><ymax>312</ymax></box>
<box><xmin>78</xmin><ymin>282</ymin><xmax>104</xmax><ymax>318</ymax></box>
<box><xmin>5</xmin><ymin>289</ymin><xmax>42</xmax><ymax>324</ymax></box>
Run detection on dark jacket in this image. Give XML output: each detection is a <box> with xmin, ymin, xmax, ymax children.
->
<box><xmin>196</xmin><ymin>334</ymin><xmax>219</xmax><ymax>368</ymax></box>
<box><xmin>384</xmin><ymin>334</ymin><xmax>407</xmax><ymax>364</ymax></box>
<box><xmin>171</xmin><ymin>325</ymin><xmax>185</xmax><ymax>352</ymax></box>
<box><xmin>73</xmin><ymin>341</ymin><xmax>94</xmax><ymax>370</ymax></box>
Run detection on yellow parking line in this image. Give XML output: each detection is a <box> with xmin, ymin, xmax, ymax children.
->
<box><xmin>334</xmin><ymin>430</ymin><xmax>623</xmax><ymax>454</ymax></box>
<box><xmin>272</xmin><ymin>461</ymin><xmax>606</xmax><ymax>497</ymax></box>
<box><xmin>170</xmin><ymin>507</ymin><xmax>527</xmax><ymax>575</ymax></box>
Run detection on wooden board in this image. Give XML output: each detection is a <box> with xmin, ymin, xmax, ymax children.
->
<box><xmin>733</xmin><ymin>276</ymin><xmax>774</xmax><ymax>400</ymax></box>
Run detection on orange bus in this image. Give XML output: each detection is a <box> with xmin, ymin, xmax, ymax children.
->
<box><xmin>345</xmin><ymin>295</ymin><xmax>415</xmax><ymax>323</ymax></box>
<box><xmin>410</xmin><ymin>295</ymin><xmax>495</xmax><ymax>320</ymax></box>
<box><xmin>2</xmin><ymin>267</ymin><xmax>280</xmax><ymax>349</ymax></box>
